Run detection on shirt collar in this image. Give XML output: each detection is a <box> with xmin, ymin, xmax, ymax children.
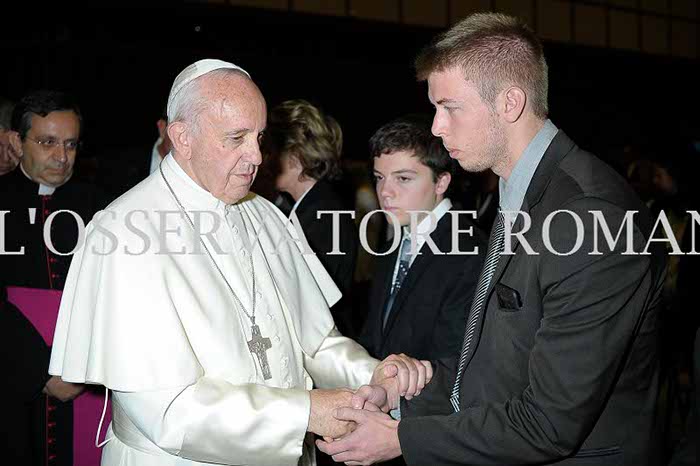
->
<box><xmin>20</xmin><ymin>163</ymin><xmax>57</xmax><ymax>196</ymax></box>
<box><xmin>291</xmin><ymin>184</ymin><xmax>315</xmax><ymax>214</ymax></box>
<box><xmin>162</xmin><ymin>153</ymin><xmax>230</xmax><ymax>212</ymax></box>
<box><xmin>402</xmin><ymin>197</ymin><xmax>452</xmax><ymax>250</ymax></box>
<box><xmin>499</xmin><ymin>119</ymin><xmax>558</xmax><ymax>214</ymax></box>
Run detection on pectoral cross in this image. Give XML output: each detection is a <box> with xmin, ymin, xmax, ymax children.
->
<box><xmin>248</xmin><ymin>323</ymin><xmax>272</xmax><ymax>380</ymax></box>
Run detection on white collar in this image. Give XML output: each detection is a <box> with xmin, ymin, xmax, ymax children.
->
<box><xmin>402</xmin><ymin>197</ymin><xmax>452</xmax><ymax>252</ymax></box>
<box><xmin>20</xmin><ymin>163</ymin><xmax>57</xmax><ymax>195</ymax></box>
<box><xmin>291</xmin><ymin>184</ymin><xmax>314</xmax><ymax>214</ymax></box>
<box><xmin>162</xmin><ymin>153</ymin><xmax>234</xmax><ymax>212</ymax></box>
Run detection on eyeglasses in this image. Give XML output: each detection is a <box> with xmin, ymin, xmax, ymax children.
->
<box><xmin>25</xmin><ymin>136</ymin><xmax>80</xmax><ymax>152</ymax></box>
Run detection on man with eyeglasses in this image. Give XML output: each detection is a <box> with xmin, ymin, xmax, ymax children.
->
<box><xmin>0</xmin><ymin>90</ymin><xmax>102</xmax><ymax>466</ymax></box>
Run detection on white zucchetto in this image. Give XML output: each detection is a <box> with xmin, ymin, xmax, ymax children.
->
<box><xmin>166</xmin><ymin>58</ymin><xmax>250</xmax><ymax>120</ymax></box>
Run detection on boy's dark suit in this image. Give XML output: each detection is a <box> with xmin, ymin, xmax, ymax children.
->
<box><xmin>399</xmin><ymin>131</ymin><xmax>667</xmax><ymax>466</ymax></box>
<box><xmin>359</xmin><ymin>210</ymin><xmax>486</xmax><ymax>361</ymax></box>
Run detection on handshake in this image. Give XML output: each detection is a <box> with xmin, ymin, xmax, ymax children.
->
<box><xmin>308</xmin><ymin>354</ymin><xmax>432</xmax><ymax>464</ymax></box>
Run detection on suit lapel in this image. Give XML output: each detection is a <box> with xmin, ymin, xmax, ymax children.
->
<box><xmin>375</xmin><ymin>247</ymin><xmax>398</xmax><ymax>340</ymax></box>
<box><xmin>485</xmin><ymin>131</ymin><xmax>576</xmax><ymax>304</ymax></box>
<box><xmin>381</xmin><ymin>242</ymin><xmax>434</xmax><ymax>336</ymax></box>
<box><xmin>381</xmin><ymin>215</ymin><xmax>451</xmax><ymax>337</ymax></box>
<box><xmin>459</xmin><ymin>131</ymin><xmax>577</xmax><ymax>376</ymax></box>
<box><xmin>482</xmin><ymin>213</ymin><xmax>523</xmax><ymax>305</ymax></box>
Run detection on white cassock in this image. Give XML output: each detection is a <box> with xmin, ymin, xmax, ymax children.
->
<box><xmin>48</xmin><ymin>154</ymin><xmax>379</xmax><ymax>466</ymax></box>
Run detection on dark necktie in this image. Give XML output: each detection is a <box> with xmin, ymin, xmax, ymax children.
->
<box><xmin>383</xmin><ymin>235</ymin><xmax>412</xmax><ymax>329</ymax></box>
<box><xmin>450</xmin><ymin>212</ymin><xmax>505</xmax><ymax>412</ymax></box>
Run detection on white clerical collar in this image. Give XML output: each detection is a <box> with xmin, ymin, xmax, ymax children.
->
<box><xmin>20</xmin><ymin>163</ymin><xmax>57</xmax><ymax>195</ymax></box>
<box><xmin>402</xmin><ymin>197</ymin><xmax>452</xmax><ymax>256</ymax></box>
<box><xmin>162</xmin><ymin>153</ymin><xmax>228</xmax><ymax>211</ymax></box>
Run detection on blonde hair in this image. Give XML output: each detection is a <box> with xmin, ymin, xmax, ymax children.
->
<box><xmin>416</xmin><ymin>13</ymin><xmax>548</xmax><ymax>119</ymax></box>
<box><xmin>266</xmin><ymin>99</ymin><xmax>343</xmax><ymax>181</ymax></box>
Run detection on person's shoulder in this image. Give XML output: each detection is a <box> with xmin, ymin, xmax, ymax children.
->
<box><xmin>0</xmin><ymin>168</ymin><xmax>30</xmax><ymax>196</ymax></box>
<box><xmin>546</xmin><ymin>142</ymin><xmax>640</xmax><ymax>211</ymax></box>
<box><xmin>104</xmin><ymin>171</ymin><xmax>161</xmax><ymax>210</ymax></box>
<box><xmin>307</xmin><ymin>180</ymin><xmax>349</xmax><ymax>209</ymax></box>
<box><xmin>430</xmin><ymin>208</ymin><xmax>486</xmax><ymax>261</ymax></box>
<box><xmin>242</xmin><ymin>192</ymin><xmax>288</xmax><ymax>225</ymax></box>
<box><xmin>91</xmin><ymin>172</ymin><xmax>164</xmax><ymax>230</ymax></box>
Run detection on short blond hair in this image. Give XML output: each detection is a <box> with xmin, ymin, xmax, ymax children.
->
<box><xmin>416</xmin><ymin>13</ymin><xmax>548</xmax><ymax>119</ymax></box>
<box><xmin>266</xmin><ymin>99</ymin><xmax>343</xmax><ymax>181</ymax></box>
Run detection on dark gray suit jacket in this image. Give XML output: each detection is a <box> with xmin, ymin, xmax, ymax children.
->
<box><xmin>399</xmin><ymin>131</ymin><xmax>666</xmax><ymax>465</ymax></box>
<box><xmin>359</xmin><ymin>211</ymin><xmax>485</xmax><ymax>361</ymax></box>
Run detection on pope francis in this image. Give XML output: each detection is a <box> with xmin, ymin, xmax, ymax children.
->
<box><xmin>48</xmin><ymin>59</ymin><xmax>431</xmax><ymax>466</ymax></box>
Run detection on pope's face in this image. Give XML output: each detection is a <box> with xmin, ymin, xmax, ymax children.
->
<box><xmin>188</xmin><ymin>75</ymin><xmax>266</xmax><ymax>204</ymax></box>
<box><xmin>20</xmin><ymin>110</ymin><xmax>80</xmax><ymax>187</ymax></box>
<box><xmin>428</xmin><ymin>66</ymin><xmax>506</xmax><ymax>174</ymax></box>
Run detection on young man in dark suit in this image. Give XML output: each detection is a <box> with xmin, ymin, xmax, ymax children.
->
<box><xmin>319</xmin><ymin>13</ymin><xmax>666</xmax><ymax>466</ymax></box>
<box><xmin>359</xmin><ymin>115</ymin><xmax>485</xmax><ymax>363</ymax></box>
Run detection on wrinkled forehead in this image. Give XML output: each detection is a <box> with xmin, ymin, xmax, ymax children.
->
<box><xmin>200</xmin><ymin>74</ymin><xmax>266</xmax><ymax>120</ymax></box>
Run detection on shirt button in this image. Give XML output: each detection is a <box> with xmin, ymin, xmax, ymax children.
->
<box><xmin>233</xmin><ymin>225</ymin><xmax>239</xmax><ymax>235</ymax></box>
<box><xmin>255</xmin><ymin>291</ymin><xmax>262</xmax><ymax>300</ymax></box>
<box><xmin>267</xmin><ymin>313</ymin><xmax>274</xmax><ymax>321</ymax></box>
<box><xmin>281</xmin><ymin>357</ymin><xmax>289</xmax><ymax>368</ymax></box>
<box><xmin>240</xmin><ymin>248</ymin><xmax>247</xmax><ymax>257</ymax></box>
<box><xmin>274</xmin><ymin>335</ymin><xmax>281</xmax><ymax>343</ymax></box>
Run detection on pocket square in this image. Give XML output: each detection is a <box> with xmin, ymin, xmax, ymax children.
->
<box><xmin>495</xmin><ymin>283</ymin><xmax>522</xmax><ymax>311</ymax></box>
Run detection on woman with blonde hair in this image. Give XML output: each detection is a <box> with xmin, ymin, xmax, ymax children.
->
<box><xmin>264</xmin><ymin>99</ymin><xmax>359</xmax><ymax>337</ymax></box>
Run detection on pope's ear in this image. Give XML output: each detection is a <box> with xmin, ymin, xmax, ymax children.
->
<box><xmin>167</xmin><ymin>121</ymin><xmax>191</xmax><ymax>159</ymax></box>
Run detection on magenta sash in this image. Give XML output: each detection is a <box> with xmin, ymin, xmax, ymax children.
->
<box><xmin>7</xmin><ymin>286</ymin><xmax>111</xmax><ymax>466</ymax></box>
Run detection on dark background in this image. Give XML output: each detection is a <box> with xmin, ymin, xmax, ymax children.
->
<box><xmin>1</xmin><ymin>3</ymin><xmax>697</xmax><ymax>171</ymax></box>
